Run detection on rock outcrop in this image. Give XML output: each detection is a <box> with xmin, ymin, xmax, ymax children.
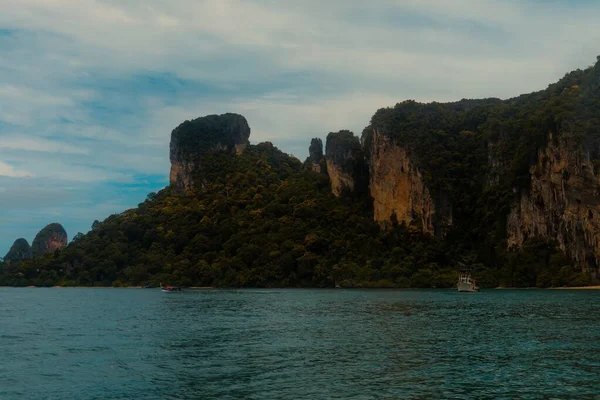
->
<box><xmin>32</xmin><ymin>223</ymin><xmax>67</xmax><ymax>256</ymax></box>
<box><xmin>304</xmin><ymin>138</ymin><xmax>326</xmax><ymax>174</ymax></box>
<box><xmin>4</xmin><ymin>238</ymin><xmax>32</xmax><ymax>264</ymax></box>
<box><xmin>364</xmin><ymin>128</ymin><xmax>442</xmax><ymax>233</ymax></box>
<box><xmin>325</xmin><ymin>131</ymin><xmax>368</xmax><ymax>196</ymax></box>
<box><xmin>169</xmin><ymin>113</ymin><xmax>250</xmax><ymax>191</ymax></box>
<box><xmin>308</xmin><ymin>138</ymin><xmax>324</xmax><ymax>162</ymax></box>
<box><xmin>507</xmin><ymin>132</ymin><xmax>600</xmax><ymax>270</ymax></box>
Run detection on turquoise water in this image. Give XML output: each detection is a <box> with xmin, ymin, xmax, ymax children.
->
<box><xmin>1</xmin><ymin>289</ymin><xmax>600</xmax><ymax>399</ymax></box>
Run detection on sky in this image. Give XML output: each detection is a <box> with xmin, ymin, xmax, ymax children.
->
<box><xmin>1</xmin><ymin>0</ymin><xmax>600</xmax><ymax>254</ymax></box>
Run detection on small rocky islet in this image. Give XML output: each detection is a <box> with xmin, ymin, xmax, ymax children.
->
<box><xmin>3</xmin><ymin>57</ymin><xmax>600</xmax><ymax>288</ymax></box>
<box><xmin>4</xmin><ymin>224</ymin><xmax>67</xmax><ymax>265</ymax></box>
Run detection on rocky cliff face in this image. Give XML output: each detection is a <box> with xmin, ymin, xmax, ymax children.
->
<box><xmin>325</xmin><ymin>131</ymin><xmax>368</xmax><ymax>196</ymax></box>
<box><xmin>308</xmin><ymin>138</ymin><xmax>323</xmax><ymax>162</ymax></box>
<box><xmin>364</xmin><ymin>128</ymin><xmax>442</xmax><ymax>233</ymax></box>
<box><xmin>170</xmin><ymin>113</ymin><xmax>250</xmax><ymax>191</ymax></box>
<box><xmin>4</xmin><ymin>238</ymin><xmax>32</xmax><ymax>264</ymax></box>
<box><xmin>507</xmin><ymin>132</ymin><xmax>600</xmax><ymax>270</ymax></box>
<box><xmin>32</xmin><ymin>223</ymin><xmax>68</xmax><ymax>256</ymax></box>
<box><xmin>304</xmin><ymin>138</ymin><xmax>326</xmax><ymax>174</ymax></box>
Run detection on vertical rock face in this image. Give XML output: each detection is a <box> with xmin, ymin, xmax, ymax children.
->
<box><xmin>308</xmin><ymin>138</ymin><xmax>324</xmax><ymax>162</ymax></box>
<box><xmin>169</xmin><ymin>113</ymin><xmax>251</xmax><ymax>191</ymax></box>
<box><xmin>305</xmin><ymin>138</ymin><xmax>326</xmax><ymax>174</ymax></box>
<box><xmin>325</xmin><ymin>131</ymin><xmax>368</xmax><ymax>196</ymax></box>
<box><xmin>507</xmin><ymin>132</ymin><xmax>600</xmax><ymax>269</ymax></box>
<box><xmin>4</xmin><ymin>238</ymin><xmax>32</xmax><ymax>264</ymax></box>
<box><xmin>364</xmin><ymin>129</ymin><xmax>440</xmax><ymax>233</ymax></box>
<box><xmin>32</xmin><ymin>223</ymin><xmax>68</xmax><ymax>256</ymax></box>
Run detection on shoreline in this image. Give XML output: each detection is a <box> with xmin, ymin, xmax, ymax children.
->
<box><xmin>496</xmin><ymin>286</ymin><xmax>600</xmax><ymax>290</ymax></box>
<box><xmin>549</xmin><ymin>285</ymin><xmax>600</xmax><ymax>290</ymax></box>
<box><xmin>1</xmin><ymin>285</ymin><xmax>599</xmax><ymax>290</ymax></box>
<box><xmin>0</xmin><ymin>286</ymin><xmax>218</xmax><ymax>289</ymax></box>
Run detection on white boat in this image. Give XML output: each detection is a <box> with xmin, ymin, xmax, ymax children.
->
<box><xmin>457</xmin><ymin>272</ymin><xmax>479</xmax><ymax>292</ymax></box>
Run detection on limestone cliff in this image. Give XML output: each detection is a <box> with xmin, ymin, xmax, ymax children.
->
<box><xmin>357</xmin><ymin>56</ymin><xmax>600</xmax><ymax>269</ymax></box>
<box><xmin>304</xmin><ymin>138</ymin><xmax>326</xmax><ymax>174</ymax></box>
<box><xmin>308</xmin><ymin>138</ymin><xmax>324</xmax><ymax>162</ymax></box>
<box><xmin>364</xmin><ymin>128</ymin><xmax>448</xmax><ymax>234</ymax></box>
<box><xmin>325</xmin><ymin>131</ymin><xmax>368</xmax><ymax>196</ymax></box>
<box><xmin>4</xmin><ymin>238</ymin><xmax>32</xmax><ymax>264</ymax></box>
<box><xmin>169</xmin><ymin>113</ymin><xmax>250</xmax><ymax>191</ymax></box>
<box><xmin>32</xmin><ymin>223</ymin><xmax>67</xmax><ymax>256</ymax></box>
<box><xmin>507</xmin><ymin>132</ymin><xmax>600</xmax><ymax>269</ymax></box>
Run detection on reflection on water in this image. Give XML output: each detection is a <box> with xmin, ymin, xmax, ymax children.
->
<box><xmin>1</xmin><ymin>288</ymin><xmax>599</xmax><ymax>399</ymax></box>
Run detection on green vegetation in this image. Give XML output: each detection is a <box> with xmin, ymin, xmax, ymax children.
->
<box><xmin>4</xmin><ymin>238</ymin><xmax>32</xmax><ymax>264</ymax></box>
<box><xmin>325</xmin><ymin>130</ymin><xmax>369</xmax><ymax>196</ymax></box>
<box><xmin>0</xmin><ymin>144</ymin><xmax>458</xmax><ymax>288</ymax></box>
<box><xmin>325</xmin><ymin>130</ymin><xmax>362</xmax><ymax>165</ymax></box>
<box><xmin>0</xmin><ymin>142</ymin><xmax>587</xmax><ymax>289</ymax></box>
<box><xmin>365</xmin><ymin>57</ymin><xmax>600</xmax><ymax>276</ymax></box>
<box><xmin>171</xmin><ymin>113</ymin><xmax>250</xmax><ymax>159</ymax></box>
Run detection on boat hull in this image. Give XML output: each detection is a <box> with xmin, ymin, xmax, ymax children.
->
<box><xmin>457</xmin><ymin>282</ymin><xmax>479</xmax><ymax>292</ymax></box>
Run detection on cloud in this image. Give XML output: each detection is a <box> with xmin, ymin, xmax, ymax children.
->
<box><xmin>0</xmin><ymin>84</ymin><xmax>94</xmax><ymax>127</ymax></box>
<box><xmin>0</xmin><ymin>136</ymin><xmax>89</xmax><ymax>154</ymax></box>
<box><xmin>2</xmin><ymin>1</ymin><xmax>598</xmax><ymax>91</ymax></box>
<box><xmin>0</xmin><ymin>161</ymin><xmax>33</xmax><ymax>178</ymax></box>
<box><xmin>0</xmin><ymin>152</ymin><xmax>137</xmax><ymax>182</ymax></box>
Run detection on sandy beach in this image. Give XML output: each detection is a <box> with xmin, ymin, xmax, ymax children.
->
<box><xmin>550</xmin><ymin>285</ymin><xmax>600</xmax><ymax>290</ymax></box>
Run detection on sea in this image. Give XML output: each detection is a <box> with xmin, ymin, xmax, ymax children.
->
<box><xmin>1</xmin><ymin>288</ymin><xmax>599</xmax><ymax>399</ymax></box>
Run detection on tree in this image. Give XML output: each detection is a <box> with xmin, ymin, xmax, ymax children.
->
<box><xmin>146</xmin><ymin>192</ymin><xmax>158</xmax><ymax>202</ymax></box>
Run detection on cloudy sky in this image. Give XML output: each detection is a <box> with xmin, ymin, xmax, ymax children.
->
<box><xmin>1</xmin><ymin>0</ymin><xmax>599</xmax><ymax>253</ymax></box>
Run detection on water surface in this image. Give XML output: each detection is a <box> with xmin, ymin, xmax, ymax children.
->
<box><xmin>1</xmin><ymin>288</ymin><xmax>599</xmax><ymax>399</ymax></box>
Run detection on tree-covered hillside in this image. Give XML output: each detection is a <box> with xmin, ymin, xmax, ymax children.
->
<box><xmin>0</xmin><ymin>141</ymin><xmax>587</xmax><ymax>288</ymax></box>
<box><xmin>0</xmin><ymin>143</ymin><xmax>462</xmax><ymax>288</ymax></box>
<box><xmin>2</xmin><ymin>58</ymin><xmax>600</xmax><ymax>288</ymax></box>
<box><xmin>364</xmin><ymin>57</ymin><xmax>600</xmax><ymax>278</ymax></box>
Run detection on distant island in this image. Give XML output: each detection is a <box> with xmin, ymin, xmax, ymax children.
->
<box><xmin>2</xmin><ymin>57</ymin><xmax>600</xmax><ymax>288</ymax></box>
<box><xmin>4</xmin><ymin>224</ymin><xmax>67</xmax><ymax>264</ymax></box>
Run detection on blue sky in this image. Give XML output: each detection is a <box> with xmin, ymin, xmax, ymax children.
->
<box><xmin>1</xmin><ymin>0</ymin><xmax>600</xmax><ymax>254</ymax></box>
